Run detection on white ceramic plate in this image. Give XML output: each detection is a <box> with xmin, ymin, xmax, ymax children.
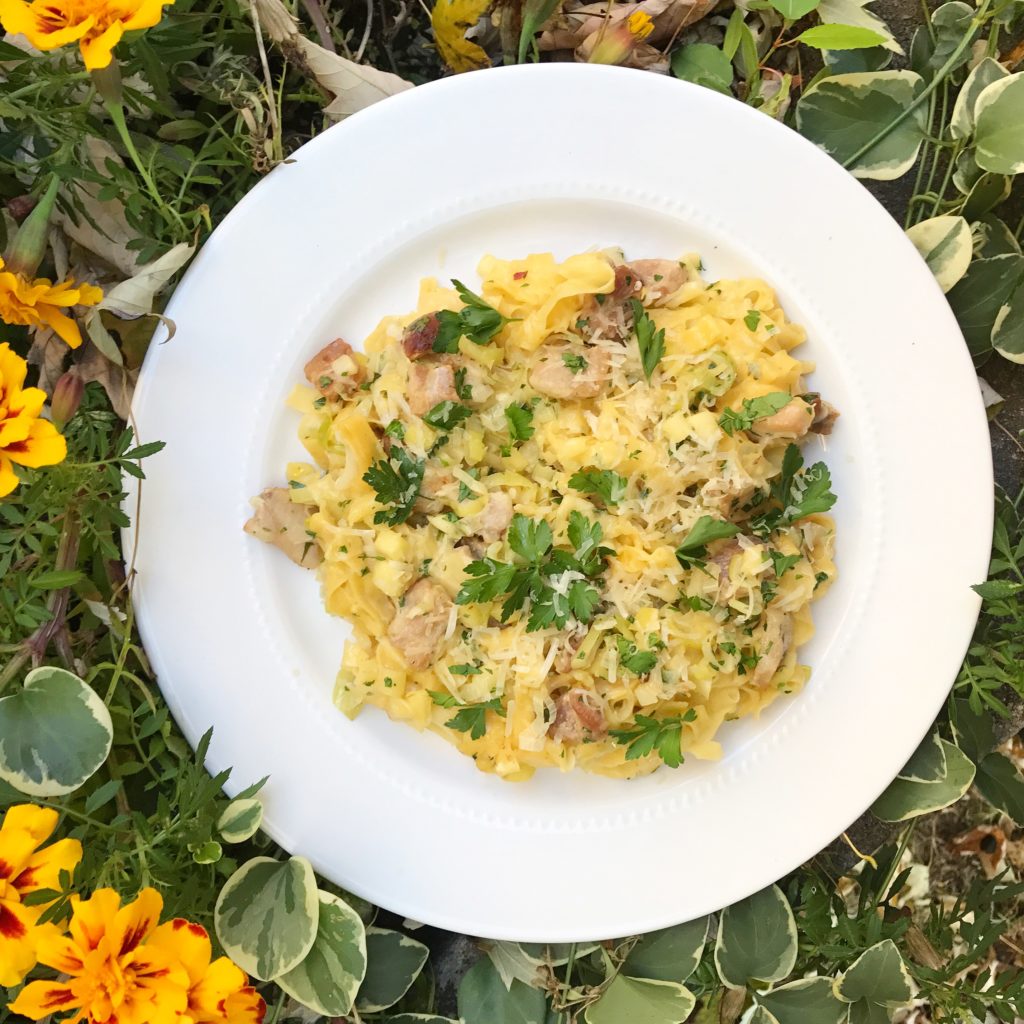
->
<box><xmin>128</xmin><ymin>64</ymin><xmax>992</xmax><ymax>941</ymax></box>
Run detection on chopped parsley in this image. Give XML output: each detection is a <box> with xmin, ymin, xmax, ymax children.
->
<box><xmin>424</xmin><ymin>400</ymin><xmax>472</xmax><ymax>432</ymax></box>
<box><xmin>433</xmin><ymin>280</ymin><xmax>514</xmax><ymax>352</ymax></box>
<box><xmin>362</xmin><ymin>444</ymin><xmax>425</xmax><ymax>526</ymax></box>
<box><xmin>769</xmin><ymin>550</ymin><xmax>801</xmax><ymax>577</ymax></box>
<box><xmin>631</xmin><ymin>300</ymin><xmax>665</xmax><ymax>381</ymax></box>
<box><xmin>562</xmin><ymin>352</ymin><xmax>588</xmax><ymax>374</ymax></box>
<box><xmin>454</xmin><ymin>366</ymin><xmax>473</xmax><ymax>400</ymax></box>
<box><xmin>449</xmin><ymin>661</ymin><xmax>483</xmax><ymax>676</ymax></box>
<box><xmin>675</xmin><ymin>516</ymin><xmax>741</xmax><ymax>567</ymax></box>
<box><xmin>744</xmin><ymin>310</ymin><xmax>761</xmax><ymax>331</ymax></box>
<box><xmin>750</xmin><ymin>444</ymin><xmax>837</xmax><ymax>536</ymax></box>
<box><xmin>718</xmin><ymin>392</ymin><xmax>792</xmax><ymax>436</ymax></box>
<box><xmin>384</xmin><ymin>419</ymin><xmax>405</xmax><ymax>440</ymax></box>
<box><xmin>615</xmin><ymin>636</ymin><xmax>658</xmax><ymax>675</ymax></box>
<box><xmin>568</xmin><ymin>468</ymin><xmax>628</xmax><ymax>506</ymax></box>
<box><xmin>458</xmin><ymin>468</ymin><xmax>480</xmax><ymax>503</ymax></box>
<box><xmin>288</xmin><ymin>480</ymin><xmax>305</xmax><ymax>489</ymax></box>
<box><xmin>610</xmin><ymin>710</ymin><xmax>696</xmax><ymax>767</ymax></box>
<box><xmin>313</xmin><ymin>397</ymin><xmax>326</xmax><ymax>409</ymax></box>
<box><xmin>682</xmin><ymin>595</ymin><xmax>713</xmax><ymax>611</ymax></box>
<box><xmin>815</xmin><ymin>571</ymin><xmax>830</xmax><ymax>589</ymax></box>
<box><xmin>428</xmin><ymin>691</ymin><xmax>506</xmax><ymax>740</ymax></box>
<box><xmin>455</xmin><ymin>511</ymin><xmax>613</xmax><ymax>632</ymax></box>
<box><xmin>505</xmin><ymin>403</ymin><xmax>535</xmax><ymax>442</ymax></box>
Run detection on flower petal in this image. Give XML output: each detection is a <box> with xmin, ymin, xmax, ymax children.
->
<box><xmin>121</xmin><ymin>0</ymin><xmax>168</xmax><ymax>30</ymax></box>
<box><xmin>0</xmin><ymin>341</ymin><xmax>28</xmax><ymax>396</ymax></box>
<box><xmin>4</xmin><ymin>419</ymin><xmax>66</xmax><ymax>468</ymax></box>
<box><xmin>0</xmin><ymin>898</ymin><xmax>36</xmax><ymax>987</ymax></box>
<box><xmin>109</xmin><ymin>886</ymin><xmax>162</xmax><ymax>957</ymax></box>
<box><xmin>33</xmin><ymin>302</ymin><xmax>83</xmax><ymax>349</ymax></box>
<box><xmin>69</xmin><ymin>888</ymin><xmax>122</xmax><ymax>952</ymax></box>
<box><xmin>14</xmin><ymin>836</ymin><xmax>82</xmax><ymax>896</ymax></box>
<box><xmin>189</xmin><ymin>955</ymin><xmax>249</xmax><ymax>1018</ymax></box>
<box><xmin>224</xmin><ymin>983</ymin><xmax>267</xmax><ymax>1024</ymax></box>
<box><xmin>147</xmin><ymin>917</ymin><xmax>212</xmax><ymax>988</ymax></box>
<box><xmin>1</xmin><ymin>805</ymin><xmax>58</xmax><ymax>846</ymax></box>
<box><xmin>79</xmin><ymin>19</ymin><xmax>123</xmax><ymax>69</ymax></box>
<box><xmin>0</xmin><ymin>456</ymin><xmax>17</xmax><ymax>498</ymax></box>
<box><xmin>7</xmin><ymin>978</ymin><xmax>81</xmax><ymax>1021</ymax></box>
<box><xmin>35</xmin><ymin>923</ymin><xmax>85</xmax><ymax>974</ymax></box>
<box><xmin>123</xmin><ymin>945</ymin><xmax>191</xmax><ymax>1024</ymax></box>
<box><xmin>0</xmin><ymin>828</ymin><xmax>41</xmax><ymax>882</ymax></box>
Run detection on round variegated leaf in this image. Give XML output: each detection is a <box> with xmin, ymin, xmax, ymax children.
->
<box><xmin>585</xmin><ymin>976</ymin><xmax>696</xmax><ymax>1024</ymax></box>
<box><xmin>740</xmin><ymin>1007</ymin><xmax>781</xmax><ymax>1024</ymax></box>
<box><xmin>796</xmin><ymin>71</ymin><xmax>927</xmax><ymax>180</ymax></box>
<box><xmin>993</xmin><ymin>281</ymin><xmax>1024</xmax><ymax>364</ymax></box>
<box><xmin>757</xmin><ymin>976</ymin><xmax>847</xmax><ymax>1024</ymax></box>
<box><xmin>275</xmin><ymin>890</ymin><xmax>367</xmax><ymax>1016</ymax></box>
<box><xmin>715</xmin><ymin>884</ymin><xmax>797</xmax><ymax>989</ymax></box>
<box><xmin>950</xmin><ymin>57</ymin><xmax>1009</xmax><ymax>139</ymax></box>
<box><xmin>974</xmin><ymin>73</ymin><xmax>1024</xmax><ymax>174</ymax></box>
<box><xmin>895</xmin><ymin>732</ymin><xmax>947</xmax><ymax>783</ymax></box>
<box><xmin>834</xmin><ymin>939</ymin><xmax>914</xmax><ymax>1006</ymax></box>
<box><xmin>0</xmin><ymin>667</ymin><xmax>113</xmax><ymax>796</ymax></box>
<box><xmin>485</xmin><ymin>942</ymin><xmax>547</xmax><ymax>989</ymax></box>
<box><xmin>849</xmin><ymin>1002</ymin><xmax>892</xmax><ymax>1024</ymax></box>
<box><xmin>356</xmin><ymin>927</ymin><xmax>429</xmax><ymax>1011</ymax></box>
<box><xmin>624</xmin><ymin>917</ymin><xmax>709</xmax><ymax>984</ymax></box>
<box><xmin>457</xmin><ymin>958</ymin><xmax>550</xmax><ymax>1024</ymax></box>
<box><xmin>906</xmin><ymin>216</ymin><xmax>972</xmax><ymax>293</ymax></box>
<box><xmin>870</xmin><ymin>739</ymin><xmax>976</xmax><ymax>822</ymax></box>
<box><xmin>519</xmin><ymin>942</ymin><xmax>599</xmax><ymax>965</ymax></box>
<box><xmin>387</xmin><ymin>1017</ymin><xmax>459</xmax><ymax>1023</ymax></box>
<box><xmin>946</xmin><ymin>254</ymin><xmax>1024</xmax><ymax>361</ymax></box>
<box><xmin>217</xmin><ymin>797</ymin><xmax>264</xmax><ymax>843</ymax></box>
<box><xmin>214</xmin><ymin>856</ymin><xmax>318</xmax><ymax>980</ymax></box>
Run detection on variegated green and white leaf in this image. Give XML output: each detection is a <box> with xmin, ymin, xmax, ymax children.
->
<box><xmin>519</xmin><ymin>942</ymin><xmax>599</xmax><ymax>965</ymax></box>
<box><xmin>757</xmin><ymin>976</ymin><xmax>847</xmax><ymax>1024</ymax></box>
<box><xmin>215</xmin><ymin>856</ymin><xmax>318</xmax><ymax>980</ymax></box>
<box><xmin>993</xmin><ymin>281</ymin><xmax>1024</xmax><ymax>363</ymax></box>
<box><xmin>816</xmin><ymin>0</ymin><xmax>902</xmax><ymax>52</ymax></box>
<box><xmin>906</xmin><ymin>216</ymin><xmax>972</xmax><ymax>293</ymax></box>
<box><xmin>356</xmin><ymin>928</ymin><xmax>429</xmax><ymax>1012</ymax></box>
<box><xmin>796</xmin><ymin>72</ymin><xmax>927</xmax><ymax>180</ymax></box>
<box><xmin>715</xmin><ymin>884</ymin><xmax>797</xmax><ymax>989</ymax></box>
<box><xmin>486</xmin><ymin>942</ymin><xmax>546</xmax><ymax>990</ymax></box>
<box><xmin>217</xmin><ymin>797</ymin><xmax>264</xmax><ymax>843</ymax></box>
<box><xmin>849</xmin><ymin>1002</ymin><xmax>892</xmax><ymax>1024</ymax></box>
<box><xmin>926</xmin><ymin>2</ymin><xmax>974</xmax><ymax>75</ymax></box>
<box><xmin>585</xmin><ymin>976</ymin><xmax>696</xmax><ymax>1024</ymax></box>
<box><xmin>950</xmin><ymin>57</ymin><xmax>1009</xmax><ymax>140</ymax></box>
<box><xmin>0</xmin><ymin>667</ymin><xmax>113</xmax><ymax>796</ymax></box>
<box><xmin>624</xmin><ymin>917</ymin><xmax>709</xmax><ymax>984</ymax></box>
<box><xmin>387</xmin><ymin>1017</ymin><xmax>459</xmax><ymax>1024</ymax></box>
<box><xmin>975</xmin><ymin>752</ymin><xmax>1024</xmax><ymax>821</ymax></box>
<box><xmin>947</xmin><ymin>253</ymin><xmax>1024</xmax><ymax>361</ymax></box>
<box><xmin>834</xmin><ymin>939</ymin><xmax>914</xmax><ymax>1006</ymax></box>
<box><xmin>979</xmin><ymin>377</ymin><xmax>1005</xmax><ymax>418</ymax></box>
<box><xmin>275</xmin><ymin>891</ymin><xmax>368</xmax><ymax>1016</ymax></box>
<box><xmin>740</xmin><ymin>1007</ymin><xmax>781</xmax><ymax>1024</ymax></box>
<box><xmin>871</xmin><ymin>739</ymin><xmax>976</xmax><ymax>822</ymax></box>
<box><xmin>974</xmin><ymin>73</ymin><xmax>1024</xmax><ymax>174</ymax></box>
<box><xmin>973</xmin><ymin>216</ymin><xmax>1021</xmax><ymax>258</ymax></box>
<box><xmin>896</xmin><ymin>732</ymin><xmax>947</xmax><ymax>783</ymax></box>
<box><xmin>458</xmin><ymin>959</ymin><xmax>551</xmax><ymax>1024</ymax></box>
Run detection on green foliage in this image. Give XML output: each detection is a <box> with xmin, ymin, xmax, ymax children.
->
<box><xmin>671</xmin><ymin>44</ymin><xmax>734</xmax><ymax>94</ymax></box>
<box><xmin>715</xmin><ymin>884</ymin><xmax>798</xmax><ymax>988</ymax></box>
<box><xmin>217</xmin><ymin>796</ymin><xmax>263</xmax><ymax>843</ymax></box>
<box><xmin>358</xmin><ymin>928</ymin><xmax>431</xmax><ymax>1011</ymax></box>
<box><xmin>870</xmin><ymin>735</ymin><xmax>975</xmax><ymax>821</ymax></box>
<box><xmin>585</xmin><ymin>975</ymin><xmax>696</xmax><ymax>1024</ymax></box>
<box><xmin>623</xmin><ymin>918</ymin><xmax>708</xmax><ymax>982</ymax></box>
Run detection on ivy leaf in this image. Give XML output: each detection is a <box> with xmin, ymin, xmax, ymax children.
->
<box><xmin>585</xmin><ymin>976</ymin><xmax>695</xmax><ymax>1024</ymax></box>
<box><xmin>458</xmin><ymin>959</ymin><xmax>551</xmax><ymax>1024</ymax></box>
<box><xmin>833</xmin><ymin>938</ymin><xmax>914</xmax><ymax>1007</ymax></box>
<box><xmin>756</xmin><ymin>976</ymin><xmax>847</xmax><ymax>1023</ymax></box>
<box><xmin>950</xmin><ymin>57</ymin><xmax>1008</xmax><ymax>140</ymax></box>
<box><xmin>624</xmin><ymin>918</ymin><xmax>709</xmax><ymax>984</ymax></box>
<box><xmin>714</xmin><ymin>884</ymin><xmax>797</xmax><ymax>988</ymax></box>
<box><xmin>926</xmin><ymin>2</ymin><xmax>975</xmax><ymax>74</ymax></box>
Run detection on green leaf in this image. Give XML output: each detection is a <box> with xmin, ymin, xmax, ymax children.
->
<box><xmin>975</xmin><ymin>753</ymin><xmax>1024</xmax><ymax>822</ymax></box>
<box><xmin>357</xmin><ymin>928</ymin><xmax>430</xmax><ymax>1011</ymax></box>
<box><xmin>833</xmin><ymin>939</ymin><xmax>914</xmax><ymax>1006</ymax></box>
<box><xmin>388</xmin><ymin>1018</ymin><xmax>459</xmax><ymax>1024</ymax></box>
<box><xmin>905</xmin><ymin>216</ymin><xmax>972</xmax><ymax>293</ymax></box>
<box><xmin>796</xmin><ymin>71</ymin><xmax>926</xmax><ymax>180</ymax></box>
<box><xmin>816</xmin><ymin>0</ymin><xmax>902</xmax><ymax>52</ymax></box>
<box><xmin>896</xmin><ymin>732</ymin><xmax>947</xmax><ymax>783</ymax></box>
<box><xmin>585</xmin><ymin>976</ymin><xmax>696</xmax><ymax>1024</ymax></box>
<box><xmin>768</xmin><ymin>0</ymin><xmax>821</xmax><ymax>18</ymax></box>
<box><xmin>84</xmin><ymin>777</ymin><xmax>123</xmax><ymax>813</ymax></box>
<box><xmin>485</xmin><ymin>942</ymin><xmax>546</xmax><ymax>989</ymax></box>
<box><xmin>974</xmin><ymin>72</ymin><xmax>1024</xmax><ymax>174</ymax></box>
<box><xmin>0</xmin><ymin>39</ymin><xmax>31</xmax><ymax>60</ymax></box>
<box><xmin>870</xmin><ymin>739</ymin><xmax>976</xmax><ymax>821</ymax></box>
<box><xmin>715</xmin><ymin>884</ymin><xmax>797</xmax><ymax>988</ymax></box>
<box><xmin>424</xmin><ymin>401</ymin><xmax>472</xmax><ymax>432</ymax></box>
<box><xmin>993</xmin><ymin>280</ymin><xmax>1024</xmax><ymax>364</ymax></box>
<box><xmin>276</xmin><ymin>891</ymin><xmax>368</xmax><ymax>1016</ymax></box>
<box><xmin>974</xmin><ymin>216</ymin><xmax>1021</xmax><ymax>258</ymax></box>
<box><xmin>0</xmin><ymin>667</ymin><xmax>113</xmax><ymax>797</ymax></box>
<box><xmin>797</xmin><ymin>25</ymin><xmax>886</xmax><ymax>48</ymax></box>
<box><xmin>740</xmin><ymin>1009</ymin><xmax>781</xmax><ymax>1024</ymax></box>
<box><xmin>517</xmin><ymin>0</ymin><xmax>560</xmax><ymax>62</ymax></box>
<box><xmin>719</xmin><ymin>392</ymin><xmax>793</xmax><ymax>435</ymax></box>
<box><xmin>946</xmin><ymin>254</ymin><xmax>1024</xmax><ymax>361</ymax></box>
<box><xmin>624</xmin><ymin>918</ymin><xmax>709</xmax><ymax>983</ymax></box>
<box><xmin>757</xmin><ymin>977</ymin><xmax>847</xmax><ymax>1023</ymax></box>
<box><xmin>823</xmin><ymin>45</ymin><xmax>892</xmax><ymax>71</ymax></box>
<box><xmin>927</xmin><ymin>3</ymin><xmax>974</xmax><ymax>74</ymax></box>
<box><xmin>505</xmin><ymin>403</ymin><xmax>535</xmax><ymax>442</ymax></box>
<box><xmin>632</xmin><ymin>301</ymin><xmax>666</xmax><ymax>380</ymax></box>
<box><xmin>951</xmin><ymin>697</ymin><xmax>995</xmax><ymax>763</ymax></box>
<box><xmin>214</xmin><ymin>856</ymin><xmax>319</xmax><ymax>980</ymax></box>
<box><xmin>29</xmin><ymin>569</ymin><xmax>86</xmax><ymax>590</ymax></box>
<box><xmin>848</xmin><ymin>1002</ymin><xmax>892</xmax><ymax>1024</ymax></box>
<box><xmin>963</xmin><ymin>173</ymin><xmax>1012</xmax><ymax>220</ymax></box>
<box><xmin>950</xmin><ymin>57</ymin><xmax>1009</xmax><ymax>140</ymax></box>
<box><xmin>190</xmin><ymin>840</ymin><xmax>222</xmax><ymax>864</ymax></box>
<box><xmin>569</xmin><ymin>468</ymin><xmax>628</xmax><ymax>506</ymax></box>
<box><xmin>459</xmin><ymin>958</ymin><xmax>552</xmax><ymax>1024</ymax></box>
<box><xmin>217</xmin><ymin>797</ymin><xmax>264</xmax><ymax>843</ymax></box>
<box><xmin>676</xmin><ymin>516</ymin><xmax>741</xmax><ymax>564</ymax></box>
<box><xmin>670</xmin><ymin>43</ymin><xmax>734</xmax><ymax>94</ymax></box>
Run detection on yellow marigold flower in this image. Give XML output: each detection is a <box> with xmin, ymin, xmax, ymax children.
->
<box><xmin>0</xmin><ymin>342</ymin><xmax>67</xmax><ymax>499</ymax></box>
<box><xmin>148</xmin><ymin>918</ymin><xmax>267</xmax><ymax>1024</ymax></box>
<box><xmin>625</xmin><ymin>9</ymin><xmax>654</xmax><ymax>40</ymax></box>
<box><xmin>0</xmin><ymin>256</ymin><xmax>102</xmax><ymax>350</ymax></box>
<box><xmin>0</xmin><ymin>804</ymin><xmax>82</xmax><ymax>988</ymax></box>
<box><xmin>0</xmin><ymin>0</ymin><xmax>173</xmax><ymax>69</ymax></box>
<box><xmin>9</xmin><ymin>887</ymin><xmax>190</xmax><ymax>1024</ymax></box>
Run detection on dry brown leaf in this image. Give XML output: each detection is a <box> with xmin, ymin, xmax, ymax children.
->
<box><xmin>246</xmin><ymin>0</ymin><xmax>413</xmax><ymax>120</ymax></box>
<box><xmin>950</xmin><ymin>824</ymin><xmax>1007</xmax><ymax>879</ymax></box>
<box><xmin>26</xmin><ymin>329</ymin><xmax>69</xmax><ymax>395</ymax></box>
<box><xmin>431</xmin><ymin>0</ymin><xmax>492</xmax><ymax>72</ymax></box>
<box><xmin>76</xmin><ymin>341</ymin><xmax>136</xmax><ymax>420</ymax></box>
<box><xmin>542</xmin><ymin>0</ymin><xmax>714</xmax><ymax>53</ymax></box>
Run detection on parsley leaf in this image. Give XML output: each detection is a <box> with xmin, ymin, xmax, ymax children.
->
<box><xmin>384</xmin><ymin>419</ymin><xmax>405</xmax><ymax>440</ymax></box>
<box><xmin>457</xmin><ymin>468</ymin><xmax>480</xmax><ymax>503</ymax></box>
<box><xmin>509</xmin><ymin>516</ymin><xmax>553</xmax><ymax>562</ymax></box>
<box><xmin>744</xmin><ymin>310</ymin><xmax>761</xmax><ymax>331</ymax></box>
<box><xmin>769</xmin><ymin>550</ymin><xmax>801</xmax><ymax>577</ymax></box>
<box><xmin>568</xmin><ymin>468</ymin><xmax>628</xmax><ymax>507</ymax></box>
<box><xmin>432</xmin><ymin>281</ymin><xmax>514</xmax><ymax>353</ymax></box>
<box><xmin>424</xmin><ymin>401</ymin><xmax>472</xmax><ymax>432</ymax></box>
<box><xmin>454</xmin><ymin>366</ymin><xmax>473</xmax><ymax>400</ymax></box>
<box><xmin>631</xmin><ymin>300</ymin><xmax>666</xmax><ymax>381</ymax></box>
<box><xmin>718</xmin><ymin>392</ymin><xmax>792</xmax><ymax>436</ymax></box>
<box><xmin>616</xmin><ymin>636</ymin><xmax>658</xmax><ymax>675</ymax></box>
<box><xmin>428</xmin><ymin>691</ymin><xmax>506</xmax><ymax>740</ymax></box>
<box><xmin>449</xmin><ymin>661</ymin><xmax>483</xmax><ymax>676</ymax></box>
<box><xmin>750</xmin><ymin>444</ymin><xmax>837</xmax><ymax>536</ymax></box>
<box><xmin>562</xmin><ymin>352</ymin><xmax>588</xmax><ymax>374</ymax></box>
<box><xmin>610</xmin><ymin>710</ymin><xmax>696</xmax><ymax>767</ymax></box>
<box><xmin>505</xmin><ymin>403</ymin><xmax>535</xmax><ymax>442</ymax></box>
<box><xmin>362</xmin><ymin>444</ymin><xmax>424</xmax><ymax>526</ymax></box>
<box><xmin>675</xmin><ymin>516</ymin><xmax>741</xmax><ymax>567</ymax></box>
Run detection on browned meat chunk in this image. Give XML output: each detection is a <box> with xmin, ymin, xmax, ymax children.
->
<box><xmin>408</xmin><ymin>362</ymin><xmax>457</xmax><ymax>416</ymax></box>
<box><xmin>528</xmin><ymin>343</ymin><xmax>609</xmax><ymax>400</ymax></box>
<box><xmin>549</xmin><ymin>688</ymin><xmax>607</xmax><ymax>743</ymax></box>
<box><xmin>754</xmin><ymin>397</ymin><xmax>814</xmax><ymax>437</ymax></box>
<box><xmin>304</xmin><ymin>338</ymin><xmax>365</xmax><ymax>398</ymax></box>
<box><xmin>243</xmin><ymin>487</ymin><xmax>321</xmax><ymax>569</ymax></box>
<box><xmin>750</xmin><ymin>608</ymin><xmax>793</xmax><ymax>688</ymax></box>
<box><xmin>579</xmin><ymin>264</ymin><xmax>641</xmax><ymax>341</ymax></box>
<box><xmin>467</xmin><ymin>491</ymin><xmax>513</xmax><ymax>541</ymax></box>
<box><xmin>387</xmin><ymin>578</ymin><xmax>453</xmax><ymax>670</ymax></box>
<box><xmin>627</xmin><ymin>259</ymin><xmax>690</xmax><ymax>305</ymax></box>
<box><xmin>810</xmin><ymin>396</ymin><xmax>840</xmax><ymax>435</ymax></box>
<box><xmin>402</xmin><ymin>313</ymin><xmax>441</xmax><ymax>360</ymax></box>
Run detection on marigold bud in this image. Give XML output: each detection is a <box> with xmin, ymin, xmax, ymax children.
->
<box><xmin>4</xmin><ymin>177</ymin><xmax>58</xmax><ymax>279</ymax></box>
<box><xmin>51</xmin><ymin>369</ymin><xmax>85</xmax><ymax>430</ymax></box>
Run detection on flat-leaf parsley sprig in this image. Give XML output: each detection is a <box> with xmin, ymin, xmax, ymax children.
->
<box><xmin>610</xmin><ymin>710</ymin><xmax>697</xmax><ymax>767</ymax></box>
<box><xmin>750</xmin><ymin>443</ymin><xmax>837</xmax><ymax>536</ymax></box>
<box><xmin>429</xmin><ymin>691</ymin><xmax>507</xmax><ymax>739</ymax></box>
<box><xmin>363</xmin><ymin>443</ymin><xmax>425</xmax><ymax>525</ymax></box>
<box><xmin>631</xmin><ymin>299</ymin><xmax>665</xmax><ymax>381</ymax></box>
<box><xmin>433</xmin><ymin>280</ymin><xmax>516</xmax><ymax>352</ymax></box>
<box><xmin>456</xmin><ymin>511</ymin><xmax>614</xmax><ymax>632</ymax></box>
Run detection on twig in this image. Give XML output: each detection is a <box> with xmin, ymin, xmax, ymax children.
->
<box><xmin>249</xmin><ymin>0</ymin><xmax>283</xmax><ymax>162</ymax></box>
<box><xmin>299</xmin><ymin>0</ymin><xmax>336</xmax><ymax>51</ymax></box>
<box><xmin>355</xmin><ymin>0</ymin><xmax>374</xmax><ymax>62</ymax></box>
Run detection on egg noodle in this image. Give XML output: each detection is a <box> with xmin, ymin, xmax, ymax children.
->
<box><xmin>249</xmin><ymin>250</ymin><xmax>838</xmax><ymax>780</ymax></box>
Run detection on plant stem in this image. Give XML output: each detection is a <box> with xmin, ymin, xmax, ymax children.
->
<box><xmin>931</xmin><ymin>140</ymin><xmax>964</xmax><ymax>217</ymax></box>
<box><xmin>905</xmin><ymin>91</ymin><xmax>937</xmax><ymax>228</ymax></box>
<box><xmin>842</xmin><ymin>0</ymin><xmax>991</xmax><ymax>171</ymax></box>
<box><xmin>918</xmin><ymin>81</ymin><xmax>950</xmax><ymax>225</ymax></box>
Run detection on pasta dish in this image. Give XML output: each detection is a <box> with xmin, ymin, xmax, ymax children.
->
<box><xmin>245</xmin><ymin>250</ymin><xmax>838</xmax><ymax>779</ymax></box>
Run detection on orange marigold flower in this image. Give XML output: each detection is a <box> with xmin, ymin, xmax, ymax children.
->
<box><xmin>0</xmin><ymin>342</ymin><xmax>67</xmax><ymax>498</ymax></box>
<box><xmin>8</xmin><ymin>887</ymin><xmax>191</xmax><ymax>1024</ymax></box>
<box><xmin>0</xmin><ymin>256</ymin><xmax>102</xmax><ymax>350</ymax></box>
<box><xmin>0</xmin><ymin>0</ymin><xmax>174</xmax><ymax>69</ymax></box>
<box><xmin>148</xmin><ymin>918</ymin><xmax>267</xmax><ymax>1024</ymax></box>
<box><xmin>0</xmin><ymin>804</ymin><xmax>82</xmax><ymax>988</ymax></box>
